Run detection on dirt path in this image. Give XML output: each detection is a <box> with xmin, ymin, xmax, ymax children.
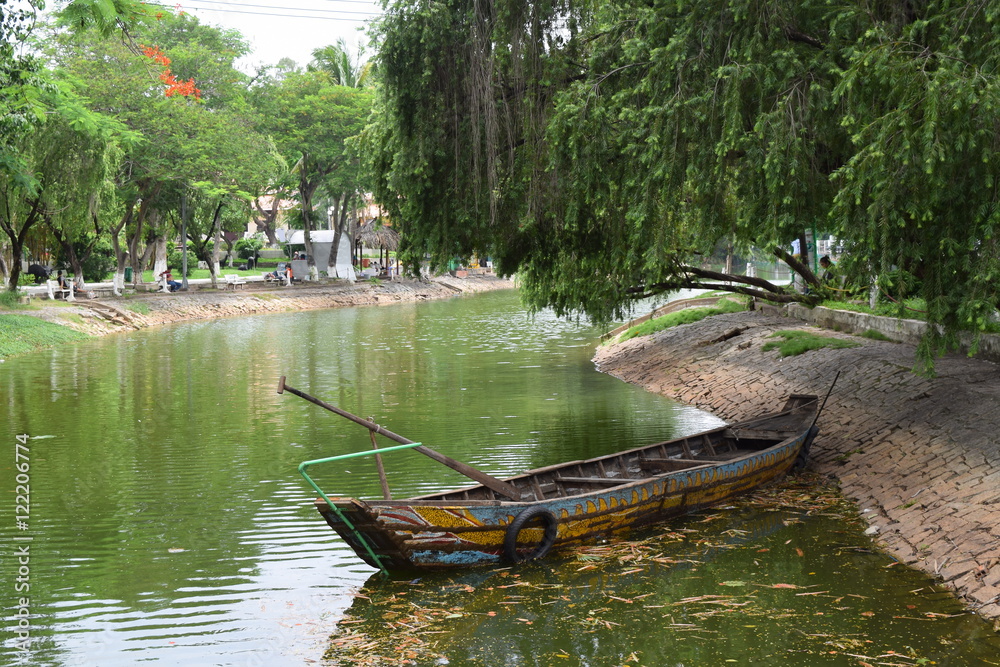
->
<box><xmin>594</xmin><ymin>310</ymin><xmax>1000</xmax><ymax>625</ymax></box>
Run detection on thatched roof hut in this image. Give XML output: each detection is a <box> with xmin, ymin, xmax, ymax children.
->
<box><xmin>356</xmin><ymin>219</ymin><xmax>399</xmax><ymax>251</ymax></box>
<box><xmin>355</xmin><ymin>219</ymin><xmax>400</xmax><ymax>275</ymax></box>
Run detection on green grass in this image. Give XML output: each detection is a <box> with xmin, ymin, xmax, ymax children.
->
<box><xmin>619</xmin><ymin>297</ymin><xmax>747</xmax><ymax>342</ymax></box>
<box><xmin>821</xmin><ymin>297</ymin><xmax>927</xmax><ymax>320</ymax></box>
<box><xmin>861</xmin><ymin>329</ymin><xmax>893</xmax><ymax>342</ymax></box>
<box><xmin>0</xmin><ymin>315</ymin><xmax>90</xmax><ymax>358</ymax></box>
<box><xmin>762</xmin><ymin>330</ymin><xmax>860</xmax><ymax>357</ymax></box>
<box><xmin>0</xmin><ymin>291</ymin><xmax>30</xmax><ymax>310</ymax></box>
<box><xmin>124</xmin><ymin>302</ymin><xmax>150</xmax><ymax>315</ymax></box>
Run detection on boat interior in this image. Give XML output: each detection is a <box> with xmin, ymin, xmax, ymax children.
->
<box><xmin>396</xmin><ymin>395</ymin><xmax>818</xmax><ymax>505</ymax></box>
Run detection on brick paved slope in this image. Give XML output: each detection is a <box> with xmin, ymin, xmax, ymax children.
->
<box><xmin>593</xmin><ymin>310</ymin><xmax>1000</xmax><ymax>622</ymax></box>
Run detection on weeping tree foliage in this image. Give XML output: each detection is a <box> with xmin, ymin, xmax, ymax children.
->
<box><xmin>368</xmin><ymin>0</ymin><xmax>1000</xmax><ymax>368</ymax></box>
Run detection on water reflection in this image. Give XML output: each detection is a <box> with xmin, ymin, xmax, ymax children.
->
<box><xmin>334</xmin><ymin>501</ymin><xmax>1000</xmax><ymax>666</ymax></box>
<box><xmin>1</xmin><ymin>290</ymin><xmax>721</xmax><ymax>665</ymax></box>
<box><xmin>5</xmin><ymin>290</ymin><xmax>994</xmax><ymax>665</ymax></box>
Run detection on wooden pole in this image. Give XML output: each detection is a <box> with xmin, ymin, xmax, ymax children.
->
<box><xmin>368</xmin><ymin>424</ymin><xmax>392</xmax><ymax>500</ymax></box>
<box><xmin>277</xmin><ymin>376</ymin><xmax>521</xmax><ymax>500</ymax></box>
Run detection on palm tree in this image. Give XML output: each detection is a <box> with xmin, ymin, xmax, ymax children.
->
<box><xmin>308</xmin><ymin>38</ymin><xmax>372</xmax><ymax>88</ymax></box>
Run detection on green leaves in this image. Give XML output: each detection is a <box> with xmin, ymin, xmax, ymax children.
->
<box><xmin>367</xmin><ymin>0</ymin><xmax>1000</xmax><ymax>365</ymax></box>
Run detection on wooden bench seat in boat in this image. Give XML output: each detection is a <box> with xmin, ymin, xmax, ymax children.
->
<box><xmin>639</xmin><ymin>457</ymin><xmax>711</xmax><ymax>472</ymax></box>
<box><xmin>554</xmin><ymin>475</ymin><xmax>635</xmax><ymax>486</ymax></box>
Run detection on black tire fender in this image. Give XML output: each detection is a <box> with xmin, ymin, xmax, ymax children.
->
<box><xmin>503</xmin><ymin>507</ymin><xmax>559</xmax><ymax>563</ymax></box>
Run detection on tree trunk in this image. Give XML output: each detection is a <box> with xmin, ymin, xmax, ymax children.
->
<box><xmin>300</xmin><ymin>180</ymin><xmax>316</xmax><ymax>274</ymax></box>
<box><xmin>328</xmin><ymin>193</ymin><xmax>343</xmax><ymax>277</ymax></box>
<box><xmin>253</xmin><ymin>194</ymin><xmax>281</xmax><ymax>246</ymax></box>
<box><xmin>209</xmin><ymin>198</ymin><xmax>224</xmax><ymax>287</ymax></box>
<box><xmin>127</xmin><ymin>198</ymin><xmax>154</xmax><ymax>287</ymax></box>
<box><xmin>153</xmin><ymin>235</ymin><xmax>168</xmax><ymax>278</ymax></box>
<box><xmin>138</xmin><ymin>239</ymin><xmax>155</xmax><ymax>279</ymax></box>
<box><xmin>225</xmin><ymin>235</ymin><xmax>235</xmax><ymax>268</ymax></box>
<box><xmin>46</xmin><ymin>215</ymin><xmax>101</xmax><ymax>289</ymax></box>
<box><xmin>0</xmin><ymin>197</ymin><xmax>44</xmax><ymax>291</ymax></box>
<box><xmin>110</xmin><ymin>202</ymin><xmax>133</xmax><ymax>295</ymax></box>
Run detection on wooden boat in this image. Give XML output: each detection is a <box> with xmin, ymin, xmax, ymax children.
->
<box><xmin>290</xmin><ymin>382</ymin><xmax>821</xmax><ymax>572</ymax></box>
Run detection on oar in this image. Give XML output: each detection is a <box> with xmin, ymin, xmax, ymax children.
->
<box><xmin>277</xmin><ymin>376</ymin><xmax>522</xmax><ymax>501</ymax></box>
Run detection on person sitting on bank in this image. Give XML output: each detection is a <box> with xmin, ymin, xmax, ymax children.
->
<box><xmin>159</xmin><ymin>268</ymin><xmax>181</xmax><ymax>293</ymax></box>
<box><xmin>58</xmin><ymin>269</ymin><xmax>87</xmax><ymax>290</ymax></box>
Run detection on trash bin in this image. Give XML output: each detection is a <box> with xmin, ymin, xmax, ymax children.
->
<box><xmin>124</xmin><ymin>267</ymin><xmax>133</xmax><ymax>282</ymax></box>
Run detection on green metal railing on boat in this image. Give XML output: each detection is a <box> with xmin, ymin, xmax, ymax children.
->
<box><xmin>298</xmin><ymin>442</ymin><xmax>423</xmax><ymax>575</ymax></box>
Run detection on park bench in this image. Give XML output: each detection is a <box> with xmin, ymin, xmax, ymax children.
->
<box><xmin>46</xmin><ymin>280</ymin><xmax>75</xmax><ymax>301</ymax></box>
<box><xmin>224</xmin><ymin>274</ymin><xmax>247</xmax><ymax>290</ymax></box>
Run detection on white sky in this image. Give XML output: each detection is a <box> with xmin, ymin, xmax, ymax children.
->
<box><xmin>176</xmin><ymin>0</ymin><xmax>383</xmax><ymax>70</ymax></box>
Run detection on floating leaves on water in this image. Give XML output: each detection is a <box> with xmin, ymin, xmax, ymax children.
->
<box><xmin>321</xmin><ymin>473</ymin><xmax>984</xmax><ymax>666</ymax></box>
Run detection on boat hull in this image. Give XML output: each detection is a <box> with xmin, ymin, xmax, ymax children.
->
<box><xmin>315</xmin><ymin>402</ymin><xmax>817</xmax><ymax>570</ymax></box>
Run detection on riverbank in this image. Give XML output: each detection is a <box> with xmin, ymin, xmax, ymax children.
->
<box><xmin>0</xmin><ymin>274</ymin><xmax>516</xmax><ymax>354</ymax></box>
<box><xmin>594</xmin><ymin>309</ymin><xmax>1000</xmax><ymax>626</ymax></box>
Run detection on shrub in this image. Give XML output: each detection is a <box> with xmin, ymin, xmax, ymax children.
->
<box><xmin>234</xmin><ymin>234</ymin><xmax>264</xmax><ymax>260</ymax></box>
<box><xmin>0</xmin><ymin>291</ymin><xmax>25</xmax><ymax>309</ymax></box>
<box><xmin>79</xmin><ymin>237</ymin><xmax>117</xmax><ymax>282</ymax></box>
<box><xmin>167</xmin><ymin>245</ymin><xmax>198</xmax><ymax>277</ymax></box>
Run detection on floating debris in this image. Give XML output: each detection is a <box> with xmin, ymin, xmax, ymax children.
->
<box><xmin>321</xmin><ymin>473</ymin><xmax>993</xmax><ymax>666</ymax></box>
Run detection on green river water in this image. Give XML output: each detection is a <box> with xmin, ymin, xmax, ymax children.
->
<box><xmin>1</xmin><ymin>289</ymin><xmax>998</xmax><ymax>666</ymax></box>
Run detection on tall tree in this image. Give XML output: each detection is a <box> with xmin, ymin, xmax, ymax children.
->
<box><xmin>0</xmin><ymin>85</ymin><xmax>127</xmax><ymax>290</ymax></box>
<box><xmin>309</xmin><ymin>38</ymin><xmax>373</xmax><ymax>88</ymax></box>
<box><xmin>368</xmin><ymin>0</ymin><xmax>1000</xmax><ymax>369</ymax></box>
<box><xmin>51</xmin><ymin>6</ymin><xmax>276</xmax><ymax>292</ymax></box>
<box><xmin>1</xmin><ymin>0</ymin><xmax>146</xmax><ymax>285</ymax></box>
<box><xmin>262</xmin><ymin>71</ymin><xmax>372</xmax><ymax>278</ymax></box>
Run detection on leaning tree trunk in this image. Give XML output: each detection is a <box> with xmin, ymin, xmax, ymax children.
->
<box><xmin>253</xmin><ymin>199</ymin><xmax>280</xmax><ymax>246</ymax></box>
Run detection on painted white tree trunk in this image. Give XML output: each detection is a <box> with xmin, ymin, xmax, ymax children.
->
<box><xmin>211</xmin><ymin>224</ymin><xmax>222</xmax><ymax>288</ymax></box>
<box><xmin>112</xmin><ymin>270</ymin><xmax>125</xmax><ymax>297</ymax></box>
<box><xmin>329</xmin><ymin>232</ymin><xmax>357</xmax><ymax>282</ymax></box>
<box><xmin>153</xmin><ymin>237</ymin><xmax>168</xmax><ymax>278</ymax></box>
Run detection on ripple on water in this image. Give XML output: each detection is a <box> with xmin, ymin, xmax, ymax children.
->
<box><xmin>2</xmin><ymin>289</ymin><xmax>734</xmax><ymax>665</ymax></box>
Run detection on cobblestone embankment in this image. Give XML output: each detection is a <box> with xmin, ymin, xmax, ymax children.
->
<box><xmin>594</xmin><ymin>310</ymin><xmax>1000</xmax><ymax>624</ymax></box>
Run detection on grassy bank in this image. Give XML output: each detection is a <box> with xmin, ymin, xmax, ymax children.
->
<box><xmin>0</xmin><ymin>314</ymin><xmax>90</xmax><ymax>359</ymax></box>
<box><xmin>618</xmin><ymin>297</ymin><xmax>747</xmax><ymax>342</ymax></box>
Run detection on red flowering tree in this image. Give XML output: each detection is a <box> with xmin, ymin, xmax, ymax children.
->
<box><xmin>141</xmin><ymin>45</ymin><xmax>201</xmax><ymax>99</ymax></box>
